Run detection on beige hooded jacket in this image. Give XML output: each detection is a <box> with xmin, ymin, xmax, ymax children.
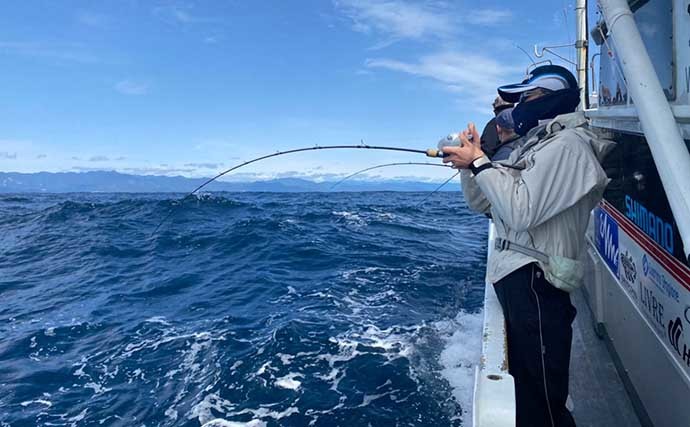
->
<box><xmin>461</xmin><ymin>111</ymin><xmax>614</xmax><ymax>284</ymax></box>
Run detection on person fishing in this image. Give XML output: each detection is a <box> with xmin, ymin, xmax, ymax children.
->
<box><xmin>443</xmin><ymin>64</ymin><xmax>613</xmax><ymax>427</ymax></box>
<box><xmin>480</xmin><ymin>96</ymin><xmax>515</xmax><ymax>158</ymax></box>
<box><xmin>491</xmin><ymin>107</ymin><xmax>522</xmax><ymax>162</ymax></box>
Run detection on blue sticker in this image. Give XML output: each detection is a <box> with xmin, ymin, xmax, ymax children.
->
<box><xmin>596</xmin><ymin>208</ymin><xmax>619</xmax><ymax>276</ymax></box>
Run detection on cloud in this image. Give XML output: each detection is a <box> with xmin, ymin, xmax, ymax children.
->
<box><xmin>115</xmin><ymin>156</ymin><xmax>127</xmax><ymax>161</ymax></box>
<box><xmin>226</xmin><ymin>170</ymin><xmax>345</xmax><ymax>182</ymax></box>
<box><xmin>121</xmin><ymin>166</ymin><xmax>197</xmax><ymax>175</ymax></box>
<box><xmin>70</xmin><ymin>165</ymin><xmax>197</xmax><ymax>176</ymax></box>
<box><xmin>335</xmin><ymin>1</ymin><xmax>524</xmax><ymax>112</ymax></box>
<box><xmin>70</xmin><ymin>166</ymin><xmax>112</xmax><ymax>172</ymax></box>
<box><xmin>365</xmin><ymin>52</ymin><xmax>522</xmax><ymax>107</ymax></box>
<box><xmin>72</xmin><ymin>156</ymin><xmax>81</xmax><ymax>161</ymax></box>
<box><xmin>473</xmin><ymin>9</ymin><xmax>513</xmax><ymax>25</ymax></box>
<box><xmin>153</xmin><ymin>5</ymin><xmax>216</xmax><ymax>25</ymax></box>
<box><xmin>0</xmin><ymin>41</ymin><xmax>101</xmax><ymax>64</ymax></box>
<box><xmin>115</xmin><ymin>80</ymin><xmax>149</xmax><ymax>95</ymax></box>
<box><xmin>334</xmin><ymin>0</ymin><xmax>455</xmax><ymax>44</ymax></box>
<box><xmin>184</xmin><ymin>162</ymin><xmax>224</xmax><ymax>169</ymax></box>
<box><xmin>0</xmin><ymin>151</ymin><xmax>17</xmax><ymax>159</ymax></box>
<box><xmin>89</xmin><ymin>155</ymin><xmax>110</xmax><ymax>162</ymax></box>
<box><xmin>76</xmin><ymin>11</ymin><xmax>109</xmax><ymax>28</ymax></box>
<box><xmin>36</xmin><ymin>154</ymin><xmax>48</xmax><ymax>159</ymax></box>
<box><xmin>221</xmin><ymin>168</ymin><xmax>448</xmax><ymax>183</ymax></box>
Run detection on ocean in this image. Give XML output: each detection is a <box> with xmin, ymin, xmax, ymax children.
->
<box><xmin>0</xmin><ymin>192</ymin><xmax>488</xmax><ymax>427</ymax></box>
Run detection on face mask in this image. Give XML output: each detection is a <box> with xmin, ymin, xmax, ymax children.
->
<box><xmin>511</xmin><ymin>88</ymin><xmax>580</xmax><ymax>136</ymax></box>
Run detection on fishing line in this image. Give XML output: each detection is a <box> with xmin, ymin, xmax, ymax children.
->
<box><xmin>329</xmin><ymin>162</ymin><xmax>451</xmax><ymax>191</ymax></box>
<box><xmin>415</xmin><ymin>171</ymin><xmax>461</xmax><ymax>208</ymax></box>
<box><xmin>152</xmin><ymin>144</ymin><xmax>445</xmax><ymax>235</ymax></box>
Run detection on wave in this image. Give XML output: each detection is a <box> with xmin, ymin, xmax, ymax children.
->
<box><xmin>1</xmin><ymin>192</ymin><xmax>488</xmax><ymax>426</ymax></box>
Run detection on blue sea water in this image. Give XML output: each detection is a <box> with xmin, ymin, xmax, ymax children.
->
<box><xmin>0</xmin><ymin>192</ymin><xmax>488</xmax><ymax>427</ymax></box>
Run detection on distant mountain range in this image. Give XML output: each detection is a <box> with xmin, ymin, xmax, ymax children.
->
<box><xmin>0</xmin><ymin>171</ymin><xmax>460</xmax><ymax>193</ymax></box>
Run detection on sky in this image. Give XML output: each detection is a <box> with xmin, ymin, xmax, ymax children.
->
<box><xmin>0</xmin><ymin>0</ymin><xmax>591</xmax><ymax>182</ymax></box>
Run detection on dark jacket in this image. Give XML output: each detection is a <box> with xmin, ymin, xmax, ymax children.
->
<box><xmin>480</xmin><ymin>105</ymin><xmax>513</xmax><ymax>158</ymax></box>
<box><xmin>480</xmin><ymin>117</ymin><xmax>500</xmax><ymax>158</ymax></box>
<box><xmin>492</xmin><ymin>135</ymin><xmax>523</xmax><ymax>161</ymax></box>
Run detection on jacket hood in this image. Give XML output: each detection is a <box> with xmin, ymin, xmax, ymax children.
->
<box><xmin>544</xmin><ymin>111</ymin><xmax>616</xmax><ymax>162</ymax></box>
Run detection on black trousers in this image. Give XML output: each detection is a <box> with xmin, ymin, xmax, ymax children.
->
<box><xmin>493</xmin><ymin>263</ymin><xmax>577</xmax><ymax>427</ymax></box>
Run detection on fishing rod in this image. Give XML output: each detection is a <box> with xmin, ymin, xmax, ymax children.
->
<box><xmin>152</xmin><ymin>144</ymin><xmax>446</xmax><ymax>235</ymax></box>
<box><xmin>329</xmin><ymin>162</ymin><xmax>452</xmax><ymax>191</ymax></box>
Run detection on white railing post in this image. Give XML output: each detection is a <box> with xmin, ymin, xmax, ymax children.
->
<box><xmin>576</xmin><ymin>0</ymin><xmax>589</xmax><ymax>110</ymax></box>
<box><xmin>473</xmin><ymin>223</ymin><xmax>516</xmax><ymax>427</ymax></box>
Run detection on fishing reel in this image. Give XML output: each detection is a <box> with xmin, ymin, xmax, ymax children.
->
<box><xmin>426</xmin><ymin>132</ymin><xmax>473</xmax><ymax>158</ymax></box>
<box><xmin>437</xmin><ymin>132</ymin><xmax>464</xmax><ymax>150</ymax></box>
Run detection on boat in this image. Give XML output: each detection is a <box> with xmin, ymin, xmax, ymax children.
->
<box><xmin>472</xmin><ymin>0</ymin><xmax>690</xmax><ymax>425</ymax></box>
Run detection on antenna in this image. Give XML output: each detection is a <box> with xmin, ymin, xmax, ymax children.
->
<box><xmin>515</xmin><ymin>44</ymin><xmax>536</xmax><ymax>66</ymax></box>
<box><xmin>533</xmin><ymin>43</ymin><xmax>577</xmax><ymax>66</ymax></box>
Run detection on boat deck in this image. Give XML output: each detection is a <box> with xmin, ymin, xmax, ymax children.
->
<box><xmin>569</xmin><ymin>289</ymin><xmax>643</xmax><ymax>427</ymax></box>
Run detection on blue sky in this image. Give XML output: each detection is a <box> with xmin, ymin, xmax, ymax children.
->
<box><xmin>1</xmin><ymin>1</ymin><xmax>588</xmax><ymax>182</ymax></box>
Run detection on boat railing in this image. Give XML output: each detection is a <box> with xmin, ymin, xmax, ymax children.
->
<box><xmin>472</xmin><ymin>223</ymin><xmax>515</xmax><ymax>427</ymax></box>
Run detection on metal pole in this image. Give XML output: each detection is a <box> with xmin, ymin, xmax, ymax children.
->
<box><xmin>575</xmin><ymin>0</ymin><xmax>589</xmax><ymax>109</ymax></box>
<box><xmin>599</xmin><ymin>0</ymin><xmax>690</xmax><ymax>263</ymax></box>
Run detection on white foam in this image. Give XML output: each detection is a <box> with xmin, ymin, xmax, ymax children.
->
<box><xmin>73</xmin><ymin>360</ymin><xmax>87</xmax><ymax>378</ymax></box>
<box><xmin>320</xmin><ymin>368</ymin><xmax>343</xmax><ymax>393</ymax></box>
<box><xmin>189</xmin><ymin>393</ymin><xmax>235</xmax><ymax>425</ymax></box>
<box><xmin>165</xmin><ymin>407</ymin><xmax>178</xmax><ymax>421</ymax></box>
<box><xmin>435</xmin><ymin>310</ymin><xmax>484</xmax><ymax>422</ymax></box>
<box><xmin>277</xmin><ymin>353</ymin><xmax>294</xmax><ymax>365</ymax></box>
<box><xmin>201</xmin><ymin>420</ymin><xmax>266</xmax><ymax>427</ymax></box>
<box><xmin>144</xmin><ymin>316</ymin><xmax>171</xmax><ymax>326</ymax></box>
<box><xmin>353</xmin><ymin>324</ymin><xmax>417</xmax><ymax>358</ymax></box>
<box><xmin>314</xmin><ymin>368</ymin><xmax>339</xmax><ymax>382</ymax></box>
<box><xmin>332</xmin><ymin>211</ymin><xmax>358</xmax><ymax>219</ymax></box>
<box><xmin>20</xmin><ymin>399</ymin><xmax>52</xmax><ymax>407</ymax></box>
<box><xmin>358</xmin><ymin>392</ymin><xmax>390</xmax><ymax>408</ymax></box>
<box><xmin>255</xmin><ymin>362</ymin><xmax>272</xmax><ymax>375</ymax></box>
<box><xmin>376</xmin><ymin>379</ymin><xmax>392</xmax><ymax>390</ymax></box>
<box><xmin>180</xmin><ymin>338</ymin><xmax>212</xmax><ymax>377</ymax></box>
<box><xmin>320</xmin><ymin>338</ymin><xmax>361</xmax><ymax>367</ymax></box>
<box><xmin>121</xmin><ymin>331</ymin><xmax>217</xmax><ymax>359</ymax></box>
<box><xmin>68</xmin><ymin>408</ymin><xmax>88</xmax><ymax>427</ymax></box>
<box><xmin>340</xmin><ymin>266</ymin><xmax>388</xmax><ymax>280</ymax></box>
<box><xmin>233</xmin><ymin>406</ymin><xmax>299</xmax><ymax>420</ymax></box>
<box><xmin>332</xmin><ymin>211</ymin><xmax>366</xmax><ymax>226</ymax></box>
<box><xmin>84</xmin><ymin>382</ymin><xmax>111</xmax><ymax>394</ymax></box>
<box><xmin>275</xmin><ymin>373</ymin><xmax>303</xmax><ymax>390</ymax></box>
<box><xmin>128</xmin><ymin>368</ymin><xmax>144</xmax><ymax>383</ymax></box>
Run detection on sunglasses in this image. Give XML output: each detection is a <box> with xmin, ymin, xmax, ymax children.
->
<box><xmin>519</xmin><ymin>88</ymin><xmax>553</xmax><ymax>103</ymax></box>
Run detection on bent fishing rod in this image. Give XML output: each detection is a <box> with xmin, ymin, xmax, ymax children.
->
<box><xmin>152</xmin><ymin>144</ymin><xmax>447</xmax><ymax>235</ymax></box>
